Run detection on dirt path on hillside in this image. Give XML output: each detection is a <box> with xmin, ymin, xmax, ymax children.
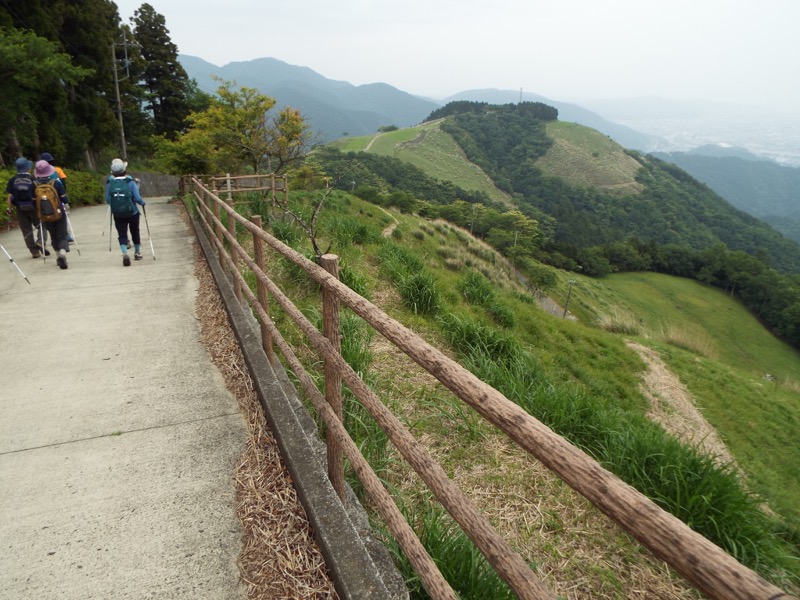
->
<box><xmin>626</xmin><ymin>341</ymin><xmax>737</xmax><ymax>468</ymax></box>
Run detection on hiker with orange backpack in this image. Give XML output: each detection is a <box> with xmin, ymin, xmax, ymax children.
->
<box><xmin>33</xmin><ymin>160</ymin><xmax>70</xmax><ymax>269</ymax></box>
<box><xmin>40</xmin><ymin>152</ymin><xmax>74</xmax><ymax>243</ymax></box>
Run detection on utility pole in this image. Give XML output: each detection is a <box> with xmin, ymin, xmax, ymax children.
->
<box><xmin>112</xmin><ymin>42</ymin><xmax>128</xmax><ymax>160</ymax></box>
<box><xmin>563</xmin><ymin>279</ymin><xmax>576</xmax><ymax>318</ymax></box>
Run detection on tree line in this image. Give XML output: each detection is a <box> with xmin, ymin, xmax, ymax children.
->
<box><xmin>0</xmin><ymin>1</ymin><xmax>204</xmax><ymax>168</ymax></box>
<box><xmin>1</xmin><ymin>1</ymin><xmax>313</xmax><ymax>177</ymax></box>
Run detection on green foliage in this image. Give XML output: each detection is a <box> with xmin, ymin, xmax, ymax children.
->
<box><xmin>397</xmin><ymin>271</ymin><xmax>441</xmax><ymax>316</ymax></box>
<box><xmin>458</xmin><ymin>270</ymin><xmax>495</xmax><ymax>305</ymax></box>
<box><xmin>455</xmin><ymin>332</ymin><xmax>797</xmax><ymax>582</ymax></box>
<box><xmin>132</xmin><ymin>4</ymin><xmax>192</xmax><ymax>138</ymax></box>
<box><xmin>0</xmin><ymin>26</ymin><xmax>93</xmax><ymax>162</ymax></box>
<box><xmin>63</xmin><ymin>171</ymin><xmax>106</xmax><ymax>206</ymax></box>
<box><xmin>154</xmin><ymin>78</ymin><xmax>311</xmax><ymax>176</ymax></box>
<box><xmin>383</xmin><ymin>500</ymin><xmax>516</xmax><ymax>600</ymax></box>
<box><xmin>326</xmin><ymin>215</ymin><xmax>381</xmax><ymax>249</ymax></box>
<box><xmin>339</xmin><ymin>262</ymin><xmax>370</xmax><ymax>299</ymax></box>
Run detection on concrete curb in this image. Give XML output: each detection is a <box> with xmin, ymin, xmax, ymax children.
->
<box><xmin>189</xmin><ymin>210</ymin><xmax>406</xmax><ymax>599</ymax></box>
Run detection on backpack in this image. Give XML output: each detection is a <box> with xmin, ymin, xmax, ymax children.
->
<box><xmin>11</xmin><ymin>174</ymin><xmax>36</xmax><ymax>211</ymax></box>
<box><xmin>108</xmin><ymin>177</ymin><xmax>135</xmax><ymax>217</ymax></box>
<box><xmin>35</xmin><ymin>180</ymin><xmax>63</xmax><ymax>222</ymax></box>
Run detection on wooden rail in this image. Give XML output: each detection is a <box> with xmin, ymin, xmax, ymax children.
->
<box><xmin>189</xmin><ymin>176</ymin><xmax>795</xmax><ymax>600</ymax></box>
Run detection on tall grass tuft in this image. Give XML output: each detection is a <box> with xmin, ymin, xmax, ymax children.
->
<box><xmin>439</xmin><ymin>312</ymin><xmax>522</xmax><ymax>365</ymax></box>
<box><xmin>450</xmin><ymin>334</ymin><xmax>797</xmax><ymax>583</ymax></box>
<box><xmin>596</xmin><ymin>307</ymin><xmax>641</xmax><ymax>335</ymax></box>
<box><xmin>659</xmin><ymin>324</ymin><xmax>716</xmax><ymax>358</ymax></box>
<box><xmin>378</xmin><ymin>241</ymin><xmax>424</xmax><ymax>283</ymax></box>
<box><xmin>398</xmin><ymin>271</ymin><xmax>441</xmax><ymax>315</ymax></box>
<box><xmin>269</xmin><ymin>216</ymin><xmax>302</xmax><ymax>247</ymax></box>
<box><xmin>339</xmin><ymin>262</ymin><xmax>370</xmax><ymax>299</ymax></box>
<box><xmin>381</xmin><ymin>501</ymin><xmax>516</xmax><ymax>600</ymax></box>
<box><xmin>328</xmin><ymin>215</ymin><xmax>380</xmax><ymax>248</ymax></box>
<box><xmin>458</xmin><ymin>270</ymin><xmax>496</xmax><ymax>305</ymax></box>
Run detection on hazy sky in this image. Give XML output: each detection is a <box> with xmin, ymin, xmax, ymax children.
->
<box><xmin>113</xmin><ymin>0</ymin><xmax>800</xmax><ymax>114</ymax></box>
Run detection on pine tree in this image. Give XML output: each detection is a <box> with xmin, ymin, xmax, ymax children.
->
<box><xmin>131</xmin><ymin>3</ymin><xmax>191</xmax><ymax>139</ymax></box>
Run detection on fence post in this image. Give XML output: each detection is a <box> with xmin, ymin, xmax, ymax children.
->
<box><xmin>250</xmin><ymin>215</ymin><xmax>274</xmax><ymax>364</ymax></box>
<box><xmin>226</xmin><ymin>173</ymin><xmax>233</xmax><ymax>206</ymax></box>
<box><xmin>320</xmin><ymin>253</ymin><xmax>345</xmax><ymax>499</ymax></box>
<box><xmin>227</xmin><ymin>202</ymin><xmax>242</xmax><ymax>303</ymax></box>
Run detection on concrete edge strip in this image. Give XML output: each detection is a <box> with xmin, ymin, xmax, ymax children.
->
<box><xmin>189</xmin><ymin>211</ymin><xmax>393</xmax><ymax>599</ymax></box>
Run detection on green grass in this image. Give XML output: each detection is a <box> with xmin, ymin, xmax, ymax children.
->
<box><xmin>578</xmin><ymin>272</ymin><xmax>800</xmax><ymax>529</ymax></box>
<box><xmin>536</xmin><ymin>121</ymin><xmax>644</xmax><ymax>195</ymax></box>
<box><xmin>335</xmin><ymin>122</ymin><xmax>514</xmax><ymax>206</ymax></box>
<box><xmin>224</xmin><ymin>189</ymin><xmax>800</xmax><ymax>595</ymax></box>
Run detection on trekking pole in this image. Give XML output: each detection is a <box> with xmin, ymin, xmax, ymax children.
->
<box><xmin>64</xmin><ymin>208</ymin><xmax>81</xmax><ymax>256</ymax></box>
<box><xmin>0</xmin><ymin>242</ymin><xmax>31</xmax><ymax>284</ymax></box>
<box><xmin>142</xmin><ymin>205</ymin><xmax>155</xmax><ymax>260</ymax></box>
<box><xmin>38</xmin><ymin>221</ymin><xmax>46</xmax><ymax>263</ymax></box>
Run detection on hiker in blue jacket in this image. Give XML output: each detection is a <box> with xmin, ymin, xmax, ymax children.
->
<box><xmin>105</xmin><ymin>158</ymin><xmax>145</xmax><ymax>267</ymax></box>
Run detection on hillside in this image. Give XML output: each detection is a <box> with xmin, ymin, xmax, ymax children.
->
<box><xmin>323</xmin><ymin>103</ymin><xmax>800</xmax><ymax>275</ymax></box>
<box><xmin>651</xmin><ymin>151</ymin><xmax>800</xmax><ymax>243</ymax></box>
<box><xmin>237</xmin><ymin>187</ymin><xmax>800</xmax><ymax>597</ymax></box>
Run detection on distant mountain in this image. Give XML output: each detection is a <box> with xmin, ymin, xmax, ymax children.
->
<box><xmin>180</xmin><ymin>55</ymin><xmax>667</xmax><ymax>152</ymax></box>
<box><xmin>651</xmin><ymin>151</ymin><xmax>800</xmax><ymax>243</ymax></box>
<box><xmin>179</xmin><ymin>55</ymin><xmax>438</xmax><ymax>142</ymax></box>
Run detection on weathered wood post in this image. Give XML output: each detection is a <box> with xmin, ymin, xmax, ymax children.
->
<box><xmin>211</xmin><ymin>179</ymin><xmax>223</xmax><ymax>253</ymax></box>
<box><xmin>250</xmin><ymin>215</ymin><xmax>274</xmax><ymax>363</ymax></box>
<box><xmin>320</xmin><ymin>253</ymin><xmax>345</xmax><ymax>499</ymax></box>
<box><xmin>227</xmin><ymin>200</ymin><xmax>242</xmax><ymax>303</ymax></box>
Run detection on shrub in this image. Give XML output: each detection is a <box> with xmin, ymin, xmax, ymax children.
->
<box><xmin>399</xmin><ymin>271</ymin><xmax>441</xmax><ymax>315</ymax></box>
<box><xmin>458</xmin><ymin>270</ymin><xmax>495</xmax><ymax>306</ymax></box>
<box><xmin>487</xmin><ymin>302</ymin><xmax>515</xmax><ymax>329</ymax></box>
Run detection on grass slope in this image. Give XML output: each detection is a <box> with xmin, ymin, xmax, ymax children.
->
<box><xmin>232</xmin><ymin>189</ymin><xmax>799</xmax><ymax>596</ymax></box>
<box><xmin>332</xmin><ymin>122</ymin><xmax>514</xmax><ymax>206</ymax></box>
<box><xmin>536</xmin><ymin>121</ymin><xmax>644</xmax><ymax>195</ymax></box>
<box><xmin>572</xmin><ymin>271</ymin><xmax>800</xmax><ymax>527</ymax></box>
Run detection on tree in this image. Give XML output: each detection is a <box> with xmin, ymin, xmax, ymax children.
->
<box><xmin>130</xmin><ymin>3</ymin><xmax>191</xmax><ymax>139</ymax></box>
<box><xmin>0</xmin><ymin>27</ymin><xmax>91</xmax><ymax>161</ymax></box>
<box><xmin>155</xmin><ymin>78</ymin><xmax>311</xmax><ymax>175</ymax></box>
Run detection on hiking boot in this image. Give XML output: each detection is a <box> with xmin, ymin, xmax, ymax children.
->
<box><xmin>134</xmin><ymin>252</ymin><xmax>143</xmax><ymax>261</ymax></box>
<box><xmin>31</xmin><ymin>250</ymin><xmax>41</xmax><ymax>259</ymax></box>
<box><xmin>35</xmin><ymin>245</ymin><xmax>51</xmax><ymax>257</ymax></box>
<box><xmin>123</xmin><ymin>254</ymin><xmax>131</xmax><ymax>267</ymax></box>
<box><xmin>56</xmin><ymin>255</ymin><xmax>68</xmax><ymax>269</ymax></box>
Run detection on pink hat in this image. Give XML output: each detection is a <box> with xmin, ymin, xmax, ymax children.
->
<box><xmin>35</xmin><ymin>160</ymin><xmax>55</xmax><ymax>178</ymax></box>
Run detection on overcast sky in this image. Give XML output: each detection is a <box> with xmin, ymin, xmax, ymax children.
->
<box><xmin>113</xmin><ymin>0</ymin><xmax>800</xmax><ymax>114</ymax></box>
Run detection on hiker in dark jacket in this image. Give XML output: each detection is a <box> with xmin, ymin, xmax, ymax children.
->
<box><xmin>105</xmin><ymin>158</ymin><xmax>145</xmax><ymax>267</ymax></box>
<box><xmin>33</xmin><ymin>160</ymin><xmax>70</xmax><ymax>269</ymax></box>
<box><xmin>5</xmin><ymin>157</ymin><xmax>47</xmax><ymax>258</ymax></box>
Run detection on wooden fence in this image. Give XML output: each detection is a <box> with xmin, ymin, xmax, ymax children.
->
<box><xmin>187</xmin><ymin>175</ymin><xmax>793</xmax><ymax>600</ymax></box>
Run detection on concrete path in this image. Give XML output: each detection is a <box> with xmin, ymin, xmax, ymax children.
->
<box><xmin>0</xmin><ymin>199</ymin><xmax>247</xmax><ymax>599</ymax></box>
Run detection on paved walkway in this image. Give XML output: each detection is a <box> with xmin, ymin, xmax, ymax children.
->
<box><xmin>0</xmin><ymin>199</ymin><xmax>247</xmax><ymax>599</ymax></box>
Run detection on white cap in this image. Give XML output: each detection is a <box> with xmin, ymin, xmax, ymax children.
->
<box><xmin>110</xmin><ymin>158</ymin><xmax>128</xmax><ymax>174</ymax></box>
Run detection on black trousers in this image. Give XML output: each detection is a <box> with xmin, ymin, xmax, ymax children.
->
<box><xmin>113</xmin><ymin>212</ymin><xmax>141</xmax><ymax>247</ymax></box>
